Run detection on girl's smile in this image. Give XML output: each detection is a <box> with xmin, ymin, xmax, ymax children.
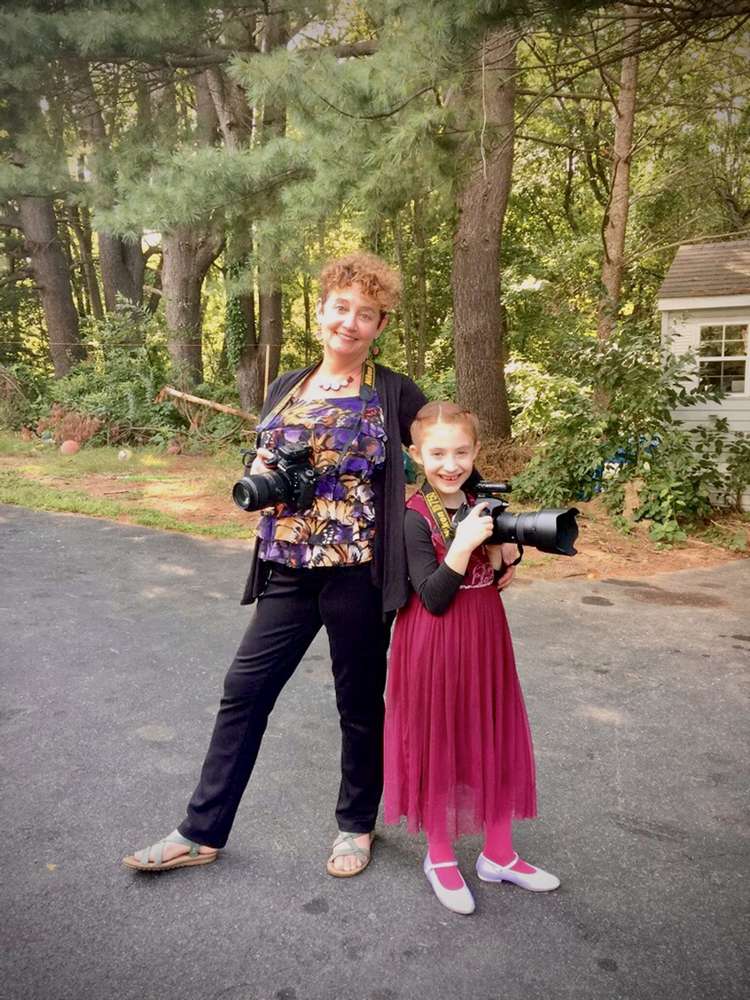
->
<box><xmin>410</xmin><ymin>422</ymin><xmax>480</xmax><ymax>505</ymax></box>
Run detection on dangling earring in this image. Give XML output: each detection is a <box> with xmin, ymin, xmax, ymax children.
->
<box><xmin>370</xmin><ymin>340</ymin><xmax>381</xmax><ymax>358</ymax></box>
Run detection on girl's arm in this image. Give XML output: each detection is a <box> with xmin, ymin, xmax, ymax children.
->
<box><xmin>405</xmin><ymin>504</ymin><xmax>493</xmax><ymax>615</ymax></box>
<box><xmin>404</xmin><ymin>510</ymin><xmax>464</xmax><ymax>616</ymax></box>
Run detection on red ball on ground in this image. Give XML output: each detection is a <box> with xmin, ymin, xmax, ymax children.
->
<box><xmin>60</xmin><ymin>440</ymin><xmax>81</xmax><ymax>455</ymax></box>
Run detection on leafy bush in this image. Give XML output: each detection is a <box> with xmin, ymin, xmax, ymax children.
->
<box><xmin>505</xmin><ymin>358</ymin><xmax>591</xmax><ymax>437</ymax></box>
<box><xmin>46</xmin><ymin>309</ymin><xmax>186</xmax><ymax>445</ymax></box>
<box><xmin>511</xmin><ymin>321</ymin><xmax>739</xmax><ymax>537</ymax></box>
<box><xmin>0</xmin><ymin>362</ymin><xmax>51</xmax><ymax>430</ymax></box>
<box><xmin>720</xmin><ymin>428</ymin><xmax>750</xmax><ymax>513</ymax></box>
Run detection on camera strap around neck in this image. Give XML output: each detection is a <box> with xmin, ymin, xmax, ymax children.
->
<box><xmin>256</xmin><ymin>359</ymin><xmax>377</xmax><ymax>475</ymax></box>
<box><xmin>257</xmin><ymin>359</ymin><xmax>375</xmax><ymax>433</ymax></box>
<box><xmin>420</xmin><ymin>481</ymin><xmax>455</xmax><ymax>545</ymax></box>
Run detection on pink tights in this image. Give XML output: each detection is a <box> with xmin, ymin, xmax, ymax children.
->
<box><xmin>427</xmin><ymin>813</ymin><xmax>537</xmax><ymax>890</ymax></box>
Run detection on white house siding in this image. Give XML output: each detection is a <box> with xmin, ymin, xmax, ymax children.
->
<box><xmin>660</xmin><ymin>304</ymin><xmax>750</xmax><ymax>510</ymax></box>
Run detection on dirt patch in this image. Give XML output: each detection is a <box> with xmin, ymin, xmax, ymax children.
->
<box><xmin>2</xmin><ymin>452</ymin><xmax>747</xmax><ymax>580</ymax></box>
<box><xmin>516</xmin><ymin>496</ymin><xmax>746</xmax><ymax>583</ymax></box>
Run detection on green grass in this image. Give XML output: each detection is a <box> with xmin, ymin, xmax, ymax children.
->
<box><xmin>0</xmin><ymin>433</ymin><xmax>174</xmax><ymax>477</ymax></box>
<box><xmin>0</xmin><ymin>469</ymin><xmax>249</xmax><ymax>540</ymax></box>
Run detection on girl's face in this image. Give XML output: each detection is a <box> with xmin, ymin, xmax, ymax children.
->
<box><xmin>410</xmin><ymin>422</ymin><xmax>480</xmax><ymax>498</ymax></box>
<box><xmin>316</xmin><ymin>284</ymin><xmax>387</xmax><ymax>362</ymax></box>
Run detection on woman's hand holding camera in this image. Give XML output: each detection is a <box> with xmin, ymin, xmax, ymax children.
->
<box><xmin>249</xmin><ymin>447</ymin><xmax>276</xmax><ymax>476</ymax></box>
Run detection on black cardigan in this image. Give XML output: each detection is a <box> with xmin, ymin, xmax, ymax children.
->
<box><xmin>240</xmin><ymin>361</ymin><xmax>427</xmax><ymax>615</ymax></box>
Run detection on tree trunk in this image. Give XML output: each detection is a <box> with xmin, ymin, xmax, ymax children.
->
<box><xmin>250</xmin><ymin>10</ymin><xmax>288</xmax><ymax>403</ymax></box>
<box><xmin>597</xmin><ymin>9</ymin><xmax>641</xmax><ymax>342</ymax></box>
<box><xmin>67</xmin><ymin>205</ymin><xmax>104</xmax><ymax>320</ymax></box>
<box><xmin>392</xmin><ymin>216</ymin><xmax>416</xmax><ymax>378</ymax></box>
<box><xmin>202</xmin><ymin>17</ymin><xmax>271</xmax><ymax>409</ymax></box>
<box><xmin>18</xmin><ymin>196</ymin><xmax>84</xmax><ymax>377</ymax></box>
<box><xmin>412</xmin><ymin>198</ymin><xmax>429</xmax><ymax>379</ymax></box>
<box><xmin>98</xmin><ymin>234</ymin><xmax>145</xmax><ymax>310</ymax></box>
<box><xmin>70</xmin><ymin>64</ymin><xmax>145</xmax><ymax>309</ymax></box>
<box><xmin>452</xmin><ymin>29</ymin><xmax>517</xmax><ymax>439</ymax></box>
<box><xmin>161</xmin><ymin>225</ymin><xmax>223</xmax><ymax>383</ymax></box>
<box><xmin>158</xmin><ymin>71</ymin><xmax>224</xmax><ymax>383</ymax></box>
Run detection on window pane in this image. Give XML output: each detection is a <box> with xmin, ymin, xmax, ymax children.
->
<box><xmin>699</xmin><ymin>325</ymin><xmax>723</xmax><ymax>348</ymax></box>
<box><xmin>724</xmin><ymin>324</ymin><xmax>748</xmax><ymax>356</ymax></box>
<box><xmin>699</xmin><ymin>359</ymin><xmax>746</xmax><ymax>393</ymax></box>
<box><xmin>698</xmin><ymin>361</ymin><xmax>723</xmax><ymax>389</ymax></box>
<box><xmin>724</xmin><ymin>360</ymin><xmax>745</xmax><ymax>377</ymax></box>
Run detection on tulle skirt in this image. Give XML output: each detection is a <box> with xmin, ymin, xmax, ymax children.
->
<box><xmin>383</xmin><ymin>584</ymin><xmax>537</xmax><ymax>840</ymax></box>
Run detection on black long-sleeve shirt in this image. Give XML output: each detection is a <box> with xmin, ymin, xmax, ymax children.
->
<box><xmin>404</xmin><ymin>508</ymin><xmax>465</xmax><ymax>616</ymax></box>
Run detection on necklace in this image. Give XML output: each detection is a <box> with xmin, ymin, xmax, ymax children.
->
<box><xmin>315</xmin><ymin>364</ymin><xmax>361</xmax><ymax>392</ymax></box>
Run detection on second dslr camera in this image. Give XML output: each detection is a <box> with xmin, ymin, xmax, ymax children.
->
<box><xmin>232</xmin><ymin>442</ymin><xmax>318</xmax><ymax>513</ymax></box>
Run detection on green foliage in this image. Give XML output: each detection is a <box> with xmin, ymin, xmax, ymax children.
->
<box><xmin>46</xmin><ymin>308</ymin><xmax>185</xmax><ymax>445</ymax></box>
<box><xmin>505</xmin><ymin>358</ymin><xmax>591</xmax><ymax>435</ymax></box>
<box><xmin>0</xmin><ymin>361</ymin><xmax>50</xmax><ymax>429</ymax></box>
<box><xmin>510</xmin><ymin>322</ymin><xmax>746</xmax><ymax>538</ymax></box>
<box><xmin>629</xmin><ymin>425</ymin><xmax>726</xmax><ymax>542</ymax></box>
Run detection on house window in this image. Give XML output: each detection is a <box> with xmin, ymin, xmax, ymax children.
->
<box><xmin>698</xmin><ymin>324</ymin><xmax>748</xmax><ymax>394</ymax></box>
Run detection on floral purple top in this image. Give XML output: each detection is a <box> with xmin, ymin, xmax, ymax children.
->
<box><xmin>257</xmin><ymin>392</ymin><xmax>387</xmax><ymax>568</ymax></box>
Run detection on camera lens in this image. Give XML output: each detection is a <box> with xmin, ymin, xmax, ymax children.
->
<box><xmin>494</xmin><ymin>508</ymin><xmax>579</xmax><ymax>556</ymax></box>
<box><xmin>232</xmin><ymin>472</ymin><xmax>283</xmax><ymax>511</ymax></box>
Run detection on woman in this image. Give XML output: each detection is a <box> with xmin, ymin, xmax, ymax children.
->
<box><xmin>123</xmin><ymin>252</ymin><xmax>426</xmax><ymax>877</ymax></box>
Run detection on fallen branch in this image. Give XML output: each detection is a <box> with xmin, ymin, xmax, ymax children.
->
<box><xmin>155</xmin><ymin>385</ymin><xmax>257</xmax><ymax>425</ymax></box>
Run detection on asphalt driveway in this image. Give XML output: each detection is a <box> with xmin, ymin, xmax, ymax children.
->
<box><xmin>1</xmin><ymin>503</ymin><xmax>748</xmax><ymax>1000</ymax></box>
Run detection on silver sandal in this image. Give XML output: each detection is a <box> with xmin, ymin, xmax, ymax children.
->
<box><xmin>326</xmin><ymin>830</ymin><xmax>375</xmax><ymax>878</ymax></box>
<box><xmin>122</xmin><ymin>829</ymin><xmax>218</xmax><ymax>872</ymax></box>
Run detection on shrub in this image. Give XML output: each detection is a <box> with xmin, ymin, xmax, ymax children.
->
<box><xmin>46</xmin><ymin>309</ymin><xmax>186</xmax><ymax>445</ymax></box>
<box><xmin>0</xmin><ymin>362</ymin><xmax>51</xmax><ymax>430</ymax></box>
<box><xmin>36</xmin><ymin>404</ymin><xmax>103</xmax><ymax>445</ymax></box>
<box><xmin>510</xmin><ymin>321</ymin><xmax>733</xmax><ymax>537</ymax></box>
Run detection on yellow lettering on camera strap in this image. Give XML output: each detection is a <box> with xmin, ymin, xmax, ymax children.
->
<box><xmin>420</xmin><ymin>482</ymin><xmax>455</xmax><ymax>544</ymax></box>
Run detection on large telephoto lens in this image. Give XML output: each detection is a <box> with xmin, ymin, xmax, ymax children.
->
<box><xmin>232</xmin><ymin>472</ymin><xmax>284</xmax><ymax>512</ymax></box>
<box><xmin>492</xmin><ymin>507</ymin><xmax>579</xmax><ymax>556</ymax></box>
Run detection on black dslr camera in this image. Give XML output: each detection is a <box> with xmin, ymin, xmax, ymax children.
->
<box><xmin>232</xmin><ymin>442</ymin><xmax>318</xmax><ymax>513</ymax></box>
<box><xmin>453</xmin><ymin>481</ymin><xmax>579</xmax><ymax>556</ymax></box>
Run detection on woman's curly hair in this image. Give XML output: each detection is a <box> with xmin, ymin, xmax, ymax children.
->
<box><xmin>319</xmin><ymin>252</ymin><xmax>401</xmax><ymax>312</ymax></box>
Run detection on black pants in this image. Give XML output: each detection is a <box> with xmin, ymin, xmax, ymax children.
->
<box><xmin>179</xmin><ymin>562</ymin><xmax>392</xmax><ymax>849</ymax></box>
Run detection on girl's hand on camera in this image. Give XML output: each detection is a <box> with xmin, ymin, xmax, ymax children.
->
<box><xmin>249</xmin><ymin>447</ymin><xmax>275</xmax><ymax>476</ymax></box>
<box><xmin>453</xmin><ymin>502</ymin><xmax>493</xmax><ymax>553</ymax></box>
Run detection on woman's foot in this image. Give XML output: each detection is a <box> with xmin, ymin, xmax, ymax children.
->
<box><xmin>423</xmin><ymin>856</ymin><xmax>475</xmax><ymax>915</ymax></box>
<box><xmin>326</xmin><ymin>831</ymin><xmax>374</xmax><ymax>877</ymax></box>
<box><xmin>122</xmin><ymin>830</ymin><xmax>219</xmax><ymax>871</ymax></box>
<box><xmin>476</xmin><ymin>851</ymin><xmax>560</xmax><ymax>891</ymax></box>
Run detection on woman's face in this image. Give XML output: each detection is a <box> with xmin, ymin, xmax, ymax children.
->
<box><xmin>316</xmin><ymin>284</ymin><xmax>387</xmax><ymax>362</ymax></box>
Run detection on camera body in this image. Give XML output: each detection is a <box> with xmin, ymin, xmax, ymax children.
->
<box><xmin>232</xmin><ymin>442</ymin><xmax>318</xmax><ymax>513</ymax></box>
<box><xmin>453</xmin><ymin>481</ymin><xmax>579</xmax><ymax>556</ymax></box>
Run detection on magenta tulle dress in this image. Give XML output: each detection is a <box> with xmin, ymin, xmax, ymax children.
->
<box><xmin>383</xmin><ymin>492</ymin><xmax>537</xmax><ymax>840</ymax></box>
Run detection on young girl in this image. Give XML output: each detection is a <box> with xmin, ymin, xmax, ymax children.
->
<box><xmin>383</xmin><ymin>402</ymin><xmax>559</xmax><ymax>914</ymax></box>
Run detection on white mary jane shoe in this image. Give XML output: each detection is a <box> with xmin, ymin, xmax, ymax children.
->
<box><xmin>423</xmin><ymin>855</ymin><xmax>476</xmax><ymax>915</ymax></box>
<box><xmin>476</xmin><ymin>851</ymin><xmax>560</xmax><ymax>892</ymax></box>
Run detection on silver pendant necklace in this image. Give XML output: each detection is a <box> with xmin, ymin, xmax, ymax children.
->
<box><xmin>316</xmin><ymin>366</ymin><xmax>360</xmax><ymax>392</ymax></box>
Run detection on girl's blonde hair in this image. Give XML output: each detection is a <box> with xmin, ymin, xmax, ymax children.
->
<box><xmin>319</xmin><ymin>252</ymin><xmax>401</xmax><ymax>312</ymax></box>
<box><xmin>410</xmin><ymin>401</ymin><xmax>480</xmax><ymax>447</ymax></box>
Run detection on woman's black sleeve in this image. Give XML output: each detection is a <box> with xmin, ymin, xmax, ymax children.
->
<box><xmin>398</xmin><ymin>377</ymin><xmax>428</xmax><ymax>446</ymax></box>
<box><xmin>404</xmin><ymin>509</ymin><xmax>464</xmax><ymax>616</ymax></box>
